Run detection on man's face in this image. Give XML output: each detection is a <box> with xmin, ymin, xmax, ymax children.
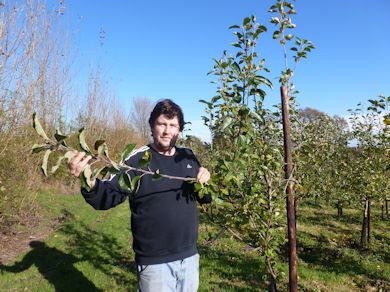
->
<box><xmin>152</xmin><ymin>114</ymin><xmax>180</xmax><ymax>151</ymax></box>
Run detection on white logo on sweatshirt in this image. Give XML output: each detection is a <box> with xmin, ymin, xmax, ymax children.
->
<box><xmin>187</xmin><ymin>164</ymin><xmax>192</xmax><ymax>169</ymax></box>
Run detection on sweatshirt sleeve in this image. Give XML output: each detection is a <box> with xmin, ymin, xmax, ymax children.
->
<box><xmin>81</xmin><ymin>174</ymin><xmax>131</xmax><ymax>210</ymax></box>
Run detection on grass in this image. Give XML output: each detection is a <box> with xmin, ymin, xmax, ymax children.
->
<box><xmin>0</xmin><ymin>193</ymin><xmax>389</xmax><ymax>291</ymax></box>
<box><xmin>296</xmin><ymin>205</ymin><xmax>390</xmax><ymax>291</ymax></box>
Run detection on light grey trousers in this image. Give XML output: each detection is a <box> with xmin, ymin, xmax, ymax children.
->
<box><xmin>137</xmin><ymin>253</ymin><xmax>199</xmax><ymax>292</ymax></box>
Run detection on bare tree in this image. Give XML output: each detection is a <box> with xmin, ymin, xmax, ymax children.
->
<box><xmin>0</xmin><ymin>0</ymin><xmax>73</xmax><ymax>230</ymax></box>
<box><xmin>130</xmin><ymin>96</ymin><xmax>153</xmax><ymax>143</ymax></box>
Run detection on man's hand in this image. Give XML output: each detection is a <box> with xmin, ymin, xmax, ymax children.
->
<box><xmin>68</xmin><ymin>151</ymin><xmax>93</xmax><ymax>178</ymax></box>
<box><xmin>196</xmin><ymin>167</ymin><xmax>210</xmax><ymax>184</ymax></box>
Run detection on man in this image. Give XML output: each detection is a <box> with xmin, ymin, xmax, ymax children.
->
<box><xmin>68</xmin><ymin>99</ymin><xmax>211</xmax><ymax>291</ymax></box>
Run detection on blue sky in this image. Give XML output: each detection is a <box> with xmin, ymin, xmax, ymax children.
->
<box><xmin>62</xmin><ymin>0</ymin><xmax>390</xmax><ymax>141</ymax></box>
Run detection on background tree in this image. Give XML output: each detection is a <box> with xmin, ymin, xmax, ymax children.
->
<box><xmin>0</xmin><ymin>0</ymin><xmax>145</xmax><ymax>232</ymax></box>
<box><xmin>348</xmin><ymin>95</ymin><xmax>390</xmax><ymax>248</ymax></box>
<box><xmin>130</xmin><ymin>96</ymin><xmax>153</xmax><ymax>143</ymax></box>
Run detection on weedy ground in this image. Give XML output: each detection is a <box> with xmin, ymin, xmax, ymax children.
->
<box><xmin>0</xmin><ymin>192</ymin><xmax>388</xmax><ymax>291</ymax></box>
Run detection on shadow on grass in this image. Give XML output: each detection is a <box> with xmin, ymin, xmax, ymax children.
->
<box><xmin>57</xmin><ymin>209</ymin><xmax>137</xmax><ymax>289</ymax></box>
<box><xmin>198</xmin><ymin>243</ymin><xmax>269</xmax><ymax>291</ymax></box>
<box><xmin>298</xmin><ymin>231</ymin><xmax>389</xmax><ymax>289</ymax></box>
<box><xmin>1</xmin><ymin>209</ymin><xmax>137</xmax><ymax>291</ymax></box>
<box><xmin>0</xmin><ymin>240</ymin><xmax>102</xmax><ymax>291</ymax></box>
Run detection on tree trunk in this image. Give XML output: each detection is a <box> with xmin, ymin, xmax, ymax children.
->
<box><xmin>382</xmin><ymin>201</ymin><xmax>385</xmax><ymax>220</ymax></box>
<box><xmin>360</xmin><ymin>199</ymin><xmax>368</xmax><ymax>249</ymax></box>
<box><xmin>386</xmin><ymin>199</ymin><xmax>389</xmax><ymax>219</ymax></box>
<box><xmin>280</xmin><ymin>86</ymin><xmax>297</xmax><ymax>292</ymax></box>
<box><xmin>367</xmin><ymin>198</ymin><xmax>371</xmax><ymax>245</ymax></box>
<box><xmin>337</xmin><ymin>206</ymin><xmax>343</xmax><ymax>219</ymax></box>
<box><xmin>268</xmin><ymin>275</ymin><xmax>278</xmax><ymax>292</ymax></box>
<box><xmin>337</xmin><ymin>201</ymin><xmax>343</xmax><ymax>219</ymax></box>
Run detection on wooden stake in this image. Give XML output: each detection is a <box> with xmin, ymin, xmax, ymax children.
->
<box><xmin>280</xmin><ymin>86</ymin><xmax>297</xmax><ymax>292</ymax></box>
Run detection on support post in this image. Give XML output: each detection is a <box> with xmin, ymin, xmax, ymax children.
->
<box><xmin>280</xmin><ymin>86</ymin><xmax>297</xmax><ymax>292</ymax></box>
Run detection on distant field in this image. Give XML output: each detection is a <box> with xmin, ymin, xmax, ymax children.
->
<box><xmin>0</xmin><ymin>192</ymin><xmax>388</xmax><ymax>291</ymax></box>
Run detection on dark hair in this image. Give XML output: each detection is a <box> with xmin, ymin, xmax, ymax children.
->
<box><xmin>149</xmin><ymin>99</ymin><xmax>185</xmax><ymax>131</ymax></box>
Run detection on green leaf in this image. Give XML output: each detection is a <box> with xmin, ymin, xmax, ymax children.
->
<box><xmin>270</xmin><ymin>17</ymin><xmax>280</xmax><ymax>24</ymax></box>
<box><xmin>51</xmin><ymin>156</ymin><xmax>66</xmax><ymax>174</ymax></box>
<box><xmin>285</xmin><ymin>2</ymin><xmax>294</xmax><ymax>9</ymax></box>
<box><xmin>243</xmin><ymin>17</ymin><xmax>251</xmax><ymax>26</ymax></box>
<box><xmin>92</xmin><ymin>166</ymin><xmax>110</xmax><ymax>180</ymax></box>
<box><xmin>110</xmin><ymin>160</ymin><xmax>121</xmax><ymax>171</ymax></box>
<box><xmin>97</xmin><ymin>142</ymin><xmax>109</xmax><ymax>157</ymax></box>
<box><xmin>108</xmin><ymin>165</ymin><xmax>120</xmax><ymax>175</ymax></box>
<box><xmin>100</xmin><ymin>166</ymin><xmax>111</xmax><ymax>179</ymax></box>
<box><xmin>233</xmin><ymin>95</ymin><xmax>242</xmax><ymax>103</ymax></box>
<box><xmin>152</xmin><ymin>169</ymin><xmax>162</xmax><ymax>180</ymax></box>
<box><xmin>32</xmin><ymin>113</ymin><xmax>49</xmax><ymax>140</ymax></box>
<box><xmin>41</xmin><ymin>150</ymin><xmax>51</xmax><ymax>176</ymax></box>
<box><xmin>194</xmin><ymin>182</ymin><xmax>203</xmax><ymax>192</ymax></box>
<box><xmin>231</xmin><ymin>62</ymin><xmax>241</xmax><ymax>75</ymax></box>
<box><xmin>32</xmin><ymin>144</ymin><xmax>49</xmax><ymax>154</ymax></box>
<box><xmin>250</xmin><ymin>88</ymin><xmax>267</xmax><ymax>98</ymax></box>
<box><xmin>64</xmin><ymin>150</ymin><xmax>76</xmax><ymax>162</ymax></box>
<box><xmin>120</xmin><ymin>143</ymin><xmax>136</xmax><ymax>163</ymax></box>
<box><xmin>54</xmin><ymin>129</ymin><xmax>67</xmax><ymax>142</ymax></box>
<box><xmin>221</xmin><ymin>188</ymin><xmax>229</xmax><ymax>196</ymax></box>
<box><xmin>256</xmin><ymin>76</ymin><xmax>273</xmax><ymax>89</ymax></box>
<box><xmin>78</xmin><ymin>128</ymin><xmax>91</xmax><ymax>154</ymax></box>
<box><xmin>207</xmin><ymin>69</ymin><xmax>216</xmax><ymax>75</ymax></box>
<box><xmin>80</xmin><ymin>166</ymin><xmax>93</xmax><ymax>191</ymax></box>
<box><xmin>94</xmin><ymin>140</ymin><xmax>106</xmax><ymax>150</ymax></box>
<box><xmin>273</xmin><ymin>31</ymin><xmax>281</xmax><ymax>39</ymax></box>
<box><xmin>131</xmin><ymin>175</ymin><xmax>141</xmax><ymax>193</ymax></box>
<box><xmin>131</xmin><ymin>176</ymin><xmax>141</xmax><ymax>193</ymax></box>
<box><xmin>138</xmin><ymin>150</ymin><xmax>151</xmax><ymax>168</ymax></box>
<box><xmin>258</xmin><ymin>25</ymin><xmax>267</xmax><ymax>33</ymax></box>
<box><xmin>211</xmin><ymin>95</ymin><xmax>221</xmax><ymax>103</ymax></box>
<box><xmin>245</xmin><ymin>23</ymin><xmax>253</xmax><ymax>30</ymax></box>
<box><xmin>238</xmin><ymin>106</ymin><xmax>250</xmax><ymax>116</ymax></box>
<box><xmin>198</xmin><ymin>188</ymin><xmax>205</xmax><ymax>199</ymax></box>
<box><xmin>199</xmin><ymin>99</ymin><xmax>213</xmax><ymax>108</ymax></box>
<box><xmin>228</xmin><ymin>25</ymin><xmax>240</xmax><ymax>29</ymax></box>
<box><xmin>119</xmin><ymin>171</ymin><xmax>132</xmax><ymax>192</ymax></box>
<box><xmin>222</xmin><ymin>116</ymin><xmax>233</xmax><ymax>131</ymax></box>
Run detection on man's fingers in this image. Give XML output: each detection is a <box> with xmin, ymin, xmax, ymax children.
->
<box><xmin>74</xmin><ymin>156</ymin><xmax>92</xmax><ymax>177</ymax></box>
<box><xmin>68</xmin><ymin>151</ymin><xmax>92</xmax><ymax>177</ymax></box>
<box><xmin>68</xmin><ymin>151</ymin><xmax>84</xmax><ymax>168</ymax></box>
<box><xmin>197</xmin><ymin>167</ymin><xmax>210</xmax><ymax>184</ymax></box>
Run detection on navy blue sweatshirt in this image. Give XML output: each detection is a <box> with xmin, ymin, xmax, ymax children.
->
<box><xmin>81</xmin><ymin>145</ymin><xmax>211</xmax><ymax>265</ymax></box>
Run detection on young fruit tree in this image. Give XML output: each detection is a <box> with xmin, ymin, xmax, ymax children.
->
<box><xmin>348</xmin><ymin>95</ymin><xmax>390</xmax><ymax>248</ymax></box>
<box><xmin>201</xmin><ymin>1</ymin><xmax>314</xmax><ymax>290</ymax></box>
